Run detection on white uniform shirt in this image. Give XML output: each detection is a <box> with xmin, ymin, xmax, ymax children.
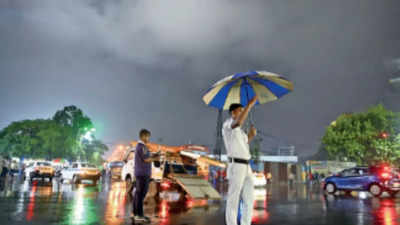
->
<box><xmin>222</xmin><ymin>117</ymin><xmax>251</xmax><ymax>160</ymax></box>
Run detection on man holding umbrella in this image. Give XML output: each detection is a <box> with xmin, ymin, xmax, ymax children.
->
<box><xmin>202</xmin><ymin>70</ymin><xmax>293</xmax><ymax>225</ymax></box>
<box><xmin>223</xmin><ymin>96</ymin><xmax>258</xmax><ymax>225</ymax></box>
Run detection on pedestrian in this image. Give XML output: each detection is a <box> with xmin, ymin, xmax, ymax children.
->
<box><xmin>288</xmin><ymin>172</ymin><xmax>295</xmax><ymax>186</ymax></box>
<box><xmin>131</xmin><ymin>129</ymin><xmax>159</xmax><ymax>223</ymax></box>
<box><xmin>266</xmin><ymin>172</ymin><xmax>272</xmax><ymax>184</ymax></box>
<box><xmin>308</xmin><ymin>172</ymin><xmax>313</xmax><ymax>185</ymax></box>
<box><xmin>222</xmin><ymin>96</ymin><xmax>258</xmax><ymax>225</ymax></box>
<box><xmin>315</xmin><ymin>172</ymin><xmax>320</xmax><ymax>183</ymax></box>
<box><xmin>1</xmin><ymin>158</ymin><xmax>9</xmax><ymax>178</ymax></box>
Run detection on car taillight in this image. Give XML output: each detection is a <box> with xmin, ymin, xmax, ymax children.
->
<box><xmin>161</xmin><ymin>181</ymin><xmax>171</xmax><ymax>190</ymax></box>
<box><xmin>381</xmin><ymin>172</ymin><xmax>391</xmax><ymax>179</ymax></box>
<box><xmin>186</xmin><ymin>199</ymin><xmax>194</xmax><ymax>208</ymax></box>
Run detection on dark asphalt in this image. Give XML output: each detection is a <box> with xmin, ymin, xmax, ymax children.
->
<box><xmin>0</xmin><ymin>176</ymin><xmax>399</xmax><ymax>225</ymax></box>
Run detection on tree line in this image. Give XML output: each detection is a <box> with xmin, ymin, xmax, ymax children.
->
<box><xmin>0</xmin><ymin>105</ymin><xmax>108</xmax><ymax>165</ymax></box>
<box><xmin>322</xmin><ymin>105</ymin><xmax>400</xmax><ymax>165</ymax></box>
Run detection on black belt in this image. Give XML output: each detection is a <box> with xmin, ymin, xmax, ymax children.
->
<box><xmin>228</xmin><ymin>157</ymin><xmax>249</xmax><ymax>164</ymax></box>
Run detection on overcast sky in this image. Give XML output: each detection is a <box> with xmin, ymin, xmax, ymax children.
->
<box><xmin>1</xmin><ymin>0</ymin><xmax>400</xmax><ymax>156</ymax></box>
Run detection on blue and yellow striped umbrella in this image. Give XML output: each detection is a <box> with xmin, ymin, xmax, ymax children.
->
<box><xmin>202</xmin><ymin>70</ymin><xmax>293</xmax><ymax>110</ymax></box>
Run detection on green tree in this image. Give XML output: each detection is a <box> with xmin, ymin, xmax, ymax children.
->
<box><xmin>0</xmin><ymin>120</ymin><xmax>44</xmax><ymax>157</ymax></box>
<box><xmin>81</xmin><ymin>139</ymin><xmax>108</xmax><ymax>164</ymax></box>
<box><xmin>322</xmin><ymin>105</ymin><xmax>400</xmax><ymax>165</ymax></box>
<box><xmin>0</xmin><ymin>106</ymin><xmax>107</xmax><ymax>165</ymax></box>
<box><xmin>53</xmin><ymin>105</ymin><xmax>94</xmax><ymax>159</ymax></box>
<box><xmin>53</xmin><ymin>105</ymin><xmax>93</xmax><ymax>131</ymax></box>
<box><xmin>0</xmin><ymin>119</ymin><xmax>74</xmax><ymax>159</ymax></box>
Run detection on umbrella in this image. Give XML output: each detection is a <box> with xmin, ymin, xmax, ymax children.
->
<box><xmin>202</xmin><ymin>70</ymin><xmax>293</xmax><ymax>110</ymax></box>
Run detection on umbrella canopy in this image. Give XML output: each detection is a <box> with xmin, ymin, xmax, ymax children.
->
<box><xmin>202</xmin><ymin>70</ymin><xmax>293</xmax><ymax>110</ymax></box>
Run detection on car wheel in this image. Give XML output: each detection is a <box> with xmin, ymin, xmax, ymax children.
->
<box><xmin>73</xmin><ymin>175</ymin><xmax>80</xmax><ymax>184</ymax></box>
<box><xmin>325</xmin><ymin>182</ymin><xmax>336</xmax><ymax>194</ymax></box>
<box><xmin>369</xmin><ymin>183</ymin><xmax>383</xmax><ymax>197</ymax></box>
<box><xmin>126</xmin><ymin>176</ymin><xmax>132</xmax><ymax>188</ymax></box>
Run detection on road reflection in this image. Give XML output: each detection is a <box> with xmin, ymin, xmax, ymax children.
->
<box><xmin>61</xmin><ymin>184</ymin><xmax>101</xmax><ymax>225</ymax></box>
<box><xmin>104</xmin><ymin>182</ymin><xmax>127</xmax><ymax>225</ymax></box>
<box><xmin>158</xmin><ymin>200</ymin><xmax>170</xmax><ymax>225</ymax></box>
<box><xmin>5</xmin><ymin>177</ymin><xmax>400</xmax><ymax>225</ymax></box>
<box><xmin>24</xmin><ymin>180</ymin><xmax>53</xmax><ymax>221</ymax></box>
<box><xmin>252</xmin><ymin>187</ymin><xmax>269</xmax><ymax>224</ymax></box>
<box><xmin>372</xmin><ymin>198</ymin><xmax>399</xmax><ymax>225</ymax></box>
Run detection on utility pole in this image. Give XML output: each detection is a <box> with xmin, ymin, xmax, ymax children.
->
<box><xmin>214</xmin><ymin>109</ymin><xmax>224</xmax><ymax>160</ymax></box>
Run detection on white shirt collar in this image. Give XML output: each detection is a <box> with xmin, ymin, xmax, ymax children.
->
<box><xmin>138</xmin><ymin>140</ymin><xmax>145</xmax><ymax>144</ymax></box>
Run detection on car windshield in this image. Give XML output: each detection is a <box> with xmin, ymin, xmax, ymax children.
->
<box><xmin>37</xmin><ymin>162</ymin><xmax>51</xmax><ymax>166</ymax></box>
<box><xmin>184</xmin><ymin>165</ymin><xmax>197</xmax><ymax>175</ymax></box>
<box><xmin>81</xmin><ymin>163</ymin><xmax>96</xmax><ymax>168</ymax></box>
<box><xmin>171</xmin><ymin>164</ymin><xmax>186</xmax><ymax>174</ymax></box>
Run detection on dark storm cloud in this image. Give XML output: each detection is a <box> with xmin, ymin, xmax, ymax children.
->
<box><xmin>1</xmin><ymin>0</ymin><xmax>400</xmax><ymax>155</ymax></box>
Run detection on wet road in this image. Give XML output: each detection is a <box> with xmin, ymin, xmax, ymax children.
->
<box><xmin>1</xmin><ymin>177</ymin><xmax>400</xmax><ymax>225</ymax></box>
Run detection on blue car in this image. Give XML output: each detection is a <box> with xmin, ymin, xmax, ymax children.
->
<box><xmin>323</xmin><ymin>166</ymin><xmax>400</xmax><ymax>197</ymax></box>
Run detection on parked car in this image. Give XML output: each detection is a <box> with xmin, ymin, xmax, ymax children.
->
<box><xmin>24</xmin><ymin>161</ymin><xmax>55</xmax><ymax>182</ymax></box>
<box><xmin>60</xmin><ymin>162</ymin><xmax>101</xmax><ymax>184</ymax></box>
<box><xmin>323</xmin><ymin>166</ymin><xmax>400</xmax><ymax>197</ymax></box>
<box><xmin>121</xmin><ymin>158</ymin><xmax>135</xmax><ymax>188</ymax></box>
<box><xmin>108</xmin><ymin>161</ymin><xmax>125</xmax><ymax>181</ymax></box>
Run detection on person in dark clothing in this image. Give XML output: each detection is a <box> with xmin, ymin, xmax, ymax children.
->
<box><xmin>132</xmin><ymin>129</ymin><xmax>159</xmax><ymax>223</ymax></box>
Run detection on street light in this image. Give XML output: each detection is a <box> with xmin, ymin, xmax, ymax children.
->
<box><xmin>83</xmin><ymin>131</ymin><xmax>93</xmax><ymax>141</ymax></box>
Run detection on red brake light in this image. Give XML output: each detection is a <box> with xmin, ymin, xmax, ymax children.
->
<box><xmin>186</xmin><ymin>199</ymin><xmax>194</xmax><ymax>208</ymax></box>
<box><xmin>381</xmin><ymin>172</ymin><xmax>390</xmax><ymax>179</ymax></box>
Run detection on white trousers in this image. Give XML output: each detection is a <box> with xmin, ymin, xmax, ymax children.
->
<box><xmin>226</xmin><ymin>163</ymin><xmax>254</xmax><ymax>225</ymax></box>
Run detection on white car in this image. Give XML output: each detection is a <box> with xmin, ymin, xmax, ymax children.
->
<box><xmin>108</xmin><ymin>161</ymin><xmax>125</xmax><ymax>180</ymax></box>
<box><xmin>122</xmin><ymin>158</ymin><xmax>135</xmax><ymax>186</ymax></box>
<box><xmin>121</xmin><ymin>155</ymin><xmax>163</xmax><ymax>186</ymax></box>
<box><xmin>60</xmin><ymin>162</ymin><xmax>101</xmax><ymax>184</ymax></box>
<box><xmin>24</xmin><ymin>161</ymin><xmax>55</xmax><ymax>182</ymax></box>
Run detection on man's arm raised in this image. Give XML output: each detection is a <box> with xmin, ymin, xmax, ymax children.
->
<box><xmin>231</xmin><ymin>96</ymin><xmax>258</xmax><ymax>129</ymax></box>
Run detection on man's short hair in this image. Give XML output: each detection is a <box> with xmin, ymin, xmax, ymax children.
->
<box><xmin>229</xmin><ymin>103</ymin><xmax>243</xmax><ymax>114</ymax></box>
<box><xmin>139</xmin><ymin>129</ymin><xmax>151</xmax><ymax>138</ymax></box>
